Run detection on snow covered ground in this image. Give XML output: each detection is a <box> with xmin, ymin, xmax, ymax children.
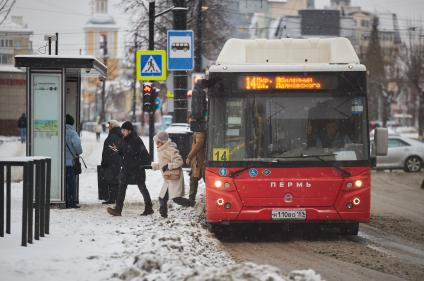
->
<box><xmin>0</xmin><ymin>132</ymin><xmax>324</xmax><ymax>281</ymax></box>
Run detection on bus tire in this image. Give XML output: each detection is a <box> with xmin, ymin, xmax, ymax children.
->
<box><xmin>340</xmin><ymin>223</ymin><xmax>359</xmax><ymax>236</ymax></box>
<box><xmin>207</xmin><ymin>223</ymin><xmax>221</xmax><ymax>233</ymax></box>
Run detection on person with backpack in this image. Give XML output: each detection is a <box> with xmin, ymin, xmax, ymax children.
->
<box><xmin>107</xmin><ymin>121</ymin><xmax>153</xmax><ymax>216</ymax></box>
<box><xmin>65</xmin><ymin>114</ymin><xmax>83</xmax><ymax>209</ymax></box>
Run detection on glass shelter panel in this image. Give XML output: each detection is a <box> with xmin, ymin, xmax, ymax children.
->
<box><xmin>32</xmin><ymin>73</ymin><xmax>62</xmax><ymax>201</ymax></box>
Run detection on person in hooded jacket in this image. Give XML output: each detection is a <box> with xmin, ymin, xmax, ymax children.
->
<box><xmin>151</xmin><ymin>131</ymin><xmax>194</xmax><ymax>218</ymax></box>
<box><xmin>107</xmin><ymin>121</ymin><xmax>153</xmax><ymax>216</ymax></box>
<box><xmin>65</xmin><ymin>114</ymin><xmax>83</xmax><ymax>208</ymax></box>
<box><xmin>100</xmin><ymin>120</ymin><xmax>122</xmax><ymax>204</ymax></box>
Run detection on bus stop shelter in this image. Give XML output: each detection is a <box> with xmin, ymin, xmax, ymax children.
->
<box><xmin>15</xmin><ymin>55</ymin><xmax>107</xmax><ymax>205</ymax></box>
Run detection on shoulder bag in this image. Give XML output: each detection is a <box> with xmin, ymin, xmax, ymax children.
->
<box><xmin>163</xmin><ymin>168</ymin><xmax>181</xmax><ymax>180</ymax></box>
<box><xmin>66</xmin><ymin>142</ymin><xmax>87</xmax><ymax>175</ymax></box>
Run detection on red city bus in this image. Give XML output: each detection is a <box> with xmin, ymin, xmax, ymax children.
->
<box><xmin>202</xmin><ymin>38</ymin><xmax>387</xmax><ymax>235</ymax></box>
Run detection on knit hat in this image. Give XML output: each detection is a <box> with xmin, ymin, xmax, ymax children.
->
<box><xmin>153</xmin><ymin>131</ymin><xmax>169</xmax><ymax>143</ymax></box>
<box><xmin>65</xmin><ymin>114</ymin><xmax>74</xmax><ymax>125</ymax></box>
<box><xmin>121</xmin><ymin>121</ymin><xmax>134</xmax><ymax>131</ymax></box>
<box><xmin>108</xmin><ymin>120</ymin><xmax>120</xmax><ymax>128</ymax></box>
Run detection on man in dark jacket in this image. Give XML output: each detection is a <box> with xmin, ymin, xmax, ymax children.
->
<box><xmin>107</xmin><ymin>121</ymin><xmax>153</xmax><ymax>216</ymax></box>
<box><xmin>100</xmin><ymin>120</ymin><xmax>122</xmax><ymax>204</ymax></box>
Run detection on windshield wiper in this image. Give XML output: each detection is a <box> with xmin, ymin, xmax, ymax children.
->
<box><xmin>230</xmin><ymin>167</ymin><xmax>250</xmax><ymax>178</ymax></box>
<box><xmin>299</xmin><ymin>153</ymin><xmax>351</xmax><ymax>177</ymax></box>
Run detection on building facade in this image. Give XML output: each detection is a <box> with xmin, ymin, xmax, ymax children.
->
<box><xmin>0</xmin><ymin>16</ymin><xmax>32</xmax><ymax>135</ymax></box>
<box><xmin>82</xmin><ymin>0</ymin><xmax>119</xmax><ymax>121</ymax></box>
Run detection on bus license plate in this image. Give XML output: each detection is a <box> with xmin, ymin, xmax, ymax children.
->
<box><xmin>272</xmin><ymin>210</ymin><xmax>306</xmax><ymax>220</ymax></box>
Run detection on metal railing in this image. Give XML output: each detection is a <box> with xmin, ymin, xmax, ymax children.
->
<box><xmin>0</xmin><ymin>156</ymin><xmax>51</xmax><ymax>246</ymax></box>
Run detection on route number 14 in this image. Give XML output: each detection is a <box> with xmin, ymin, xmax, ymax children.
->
<box><xmin>213</xmin><ymin>148</ymin><xmax>230</xmax><ymax>161</ymax></box>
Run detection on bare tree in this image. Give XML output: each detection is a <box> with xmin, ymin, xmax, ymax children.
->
<box><xmin>0</xmin><ymin>0</ymin><xmax>16</xmax><ymax>25</ymax></box>
<box><xmin>120</xmin><ymin>0</ymin><xmax>233</xmax><ymax>62</ymax></box>
<box><xmin>404</xmin><ymin>25</ymin><xmax>424</xmax><ymax>138</ymax></box>
<box><xmin>365</xmin><ymin>16</ymin><xmax>385</xmax><ymax>122</ymax></box>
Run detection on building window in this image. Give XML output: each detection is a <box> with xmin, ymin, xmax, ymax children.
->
<box><xmin>0</xmin><ymin>40</ymin><xmax>13</xmax><ymax>48</ymax></box>
<box><xmin>0</xmin><ymin>54</ymin><xmax>13</xmax><ymax>64</ymax></box>
<box><xmin>361</xmin><ymin>20</ymin><xmax>369</xmax><ymax>28</ymax></box>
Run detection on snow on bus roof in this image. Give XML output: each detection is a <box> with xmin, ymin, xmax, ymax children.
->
<box><xmin>216</xmin><ymin>37</ymin><xmax>360</xmax><ymax>65</ymax></box>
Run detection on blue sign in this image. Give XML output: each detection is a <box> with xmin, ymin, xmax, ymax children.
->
<box><xmin>136</xmin><ymin>50</ymin><xmax>167</xmax><ymax>81</ymax></box>
<box><xmin>167</xmin><ymin>30</ymin><xmax>194</xmax><ymax>71</ymax></box>
<box><xmin>219</xmin><ymin>168</ymin><xmax>228</xmax><ymax>177</ymax></box>
<box><xmin>249</xmin><ymin>168</ymin><xmax>258</xmax><ymax>177</ymax></box>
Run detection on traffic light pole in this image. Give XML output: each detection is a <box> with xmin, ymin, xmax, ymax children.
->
<box><xmin>172</xmin><ymin>0</ymin><xmax>188</xmax><ymax>123</ymax></box>
<box><xmin>145</xmin><ymin>0</ymin><xmax>187</xmax><ymax>160</ymax></box>
<box><xmin>132</xmin><ymin>33</ymin><xmax>137</xmax><ymax>123</ymax></box>
<box><xmin>148</xmin><ymin>0</ymin><xmax>155</xmax><ymax>161</ymax></box>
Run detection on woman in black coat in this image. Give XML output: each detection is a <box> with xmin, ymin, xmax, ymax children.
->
<box><xmin>100</xmin><ymin>120</ymin><xmax>122</xmax><ymax>204</ymax></box>
<box><xmin>107</xmin><ymin>121</ymin><xmax>153</xmax><ymax>216</ymax></box>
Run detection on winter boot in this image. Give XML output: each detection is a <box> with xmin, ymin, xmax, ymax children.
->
<box><xmin>189</xmin><ymin>194</ymin><xmax>196</xmax><ymax>205</ymax></box>
<box><xmin>159</xmin><ymin>198</ymin><xmax>168</xmax><ymax>218</ymax></box>
<box><xmin>107</xmin><ymin>207</ymin><xmax>122</xmax><ymax>216</ymax></box>
<box><xmin>140</xmin><ymin>205</ymin><xmax>154</xmax><ymax>216</ymax></box>
<box><xmin>173</xmin><ymin>197</ymin><xmax>195</xmax><ymax>207</ymax></box>
<box><xmin>189</xmin><ymin>177</ymin><xmax>199</xmax><ymax>204</ymax></box>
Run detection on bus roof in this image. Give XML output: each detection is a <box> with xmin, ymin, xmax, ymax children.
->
<box><xmin>214</xmin><ymin>37</ymin><xmax>361</xmax><ymax>67</ymax></box>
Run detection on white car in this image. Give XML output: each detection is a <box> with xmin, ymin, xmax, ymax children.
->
<box><xmin>375</xmin><ymin>136</ymin><xmax>424</xmax><ymax>172</ymax></box>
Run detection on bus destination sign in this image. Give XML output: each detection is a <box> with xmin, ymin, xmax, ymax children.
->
<box><xmin>240</xmin><ymin>75</ymin><xmax>325</xmax><ymax>90</ymax></box>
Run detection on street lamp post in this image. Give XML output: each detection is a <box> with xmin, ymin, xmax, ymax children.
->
<box><xmin>145</xmin><ymin>0</ymin><xmax>187</xmax><ymax>160</ymax></box>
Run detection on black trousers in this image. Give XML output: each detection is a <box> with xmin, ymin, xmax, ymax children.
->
<box><xmin>116</xmin><ymin>176</ymin><xmax>152</xmax><ymax>210</ymax></box>
<box><xmin>106</xmin><ymin>183</ymin><xmax>118</xmax><ymax>203</ymax></box>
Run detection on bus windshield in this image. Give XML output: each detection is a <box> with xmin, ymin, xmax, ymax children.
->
<box><xmin>208</xmin><ymin>92</ymin><xmax>369</xmax><ymax>164</ymax></box>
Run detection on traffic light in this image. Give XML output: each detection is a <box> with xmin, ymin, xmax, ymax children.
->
<box><xmin>142</xmin><ymin>82</ymin><xmax>153</xmax><ymax>112</ymax></box>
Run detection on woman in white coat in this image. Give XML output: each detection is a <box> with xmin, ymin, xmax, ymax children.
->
<box><xmin>152</xmin><ymin>131</ymin><xmax>194</xmax><ymax>218</ymax></box>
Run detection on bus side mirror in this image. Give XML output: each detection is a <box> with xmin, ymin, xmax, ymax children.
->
<box><xmin>374</xmin><ymin>128</ymin><xmax>388</xmax><ymax>156</ymax></box>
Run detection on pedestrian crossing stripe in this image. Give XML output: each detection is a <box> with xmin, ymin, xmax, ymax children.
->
<box><xmin>136</xmin><ymin>50</ymin><xmax>167</xmax><ymax>81</ymax></box>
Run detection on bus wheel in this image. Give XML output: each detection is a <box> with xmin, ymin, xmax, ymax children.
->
<box><xmin>340</xmin><ymin>223</ymin><xmax>359</xmax><ymax>236</ymax></box>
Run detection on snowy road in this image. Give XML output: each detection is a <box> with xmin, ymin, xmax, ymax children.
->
<box><xmin>1</xmin><ymin>132</ymin><xmax>423</xmax><ymax>280</ymax></box>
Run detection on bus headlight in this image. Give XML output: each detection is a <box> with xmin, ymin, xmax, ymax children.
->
<box><xmin>214</xmin><ymin>180</ymin><xmax>223</xmax><ymax>188</ymax></box>
<box><xmin>346</xmin><ymin>182</ymin><xmax>353</xmax><ymax>188</ymax></box>
<box><xmin>354</xmin><ymin>180</ymin><xmax>363</xmax><ymax>188</ymax></box>
<box><xmin>224</xmin><ymin>182</ymin><xmax>231</xmax><ymax>189</ymax></box>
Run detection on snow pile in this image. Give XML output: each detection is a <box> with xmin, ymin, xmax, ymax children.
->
<box><xmin>112</xmin><ymin>203</ymin><xmax>325</xmax><ymax>281</ymax></box>
<box><xmin>111</xmin><ymin>202</ymin><xmax>232</xmax><ymax>281</ymax></box>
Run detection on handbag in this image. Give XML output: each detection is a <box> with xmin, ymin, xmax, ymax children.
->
<box><xmin>73</xmin><ymin>158</ymin><xmax>82</xmax><ymax>175</ymax></box>
<box><xmin>66</xmin><ymin>142</ymin><xmax>86</xmax><ymax>175</ymax></box>
<box><xmin>163</xmin><ymin>168</ymin><xmax>181</xmax><ymax>180</ymax></box>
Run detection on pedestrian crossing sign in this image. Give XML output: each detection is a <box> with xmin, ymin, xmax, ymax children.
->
<box><xmin>136</xmin><ymin>50</ymin><xmax>167</xmax><ymax>81</ymax></box>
